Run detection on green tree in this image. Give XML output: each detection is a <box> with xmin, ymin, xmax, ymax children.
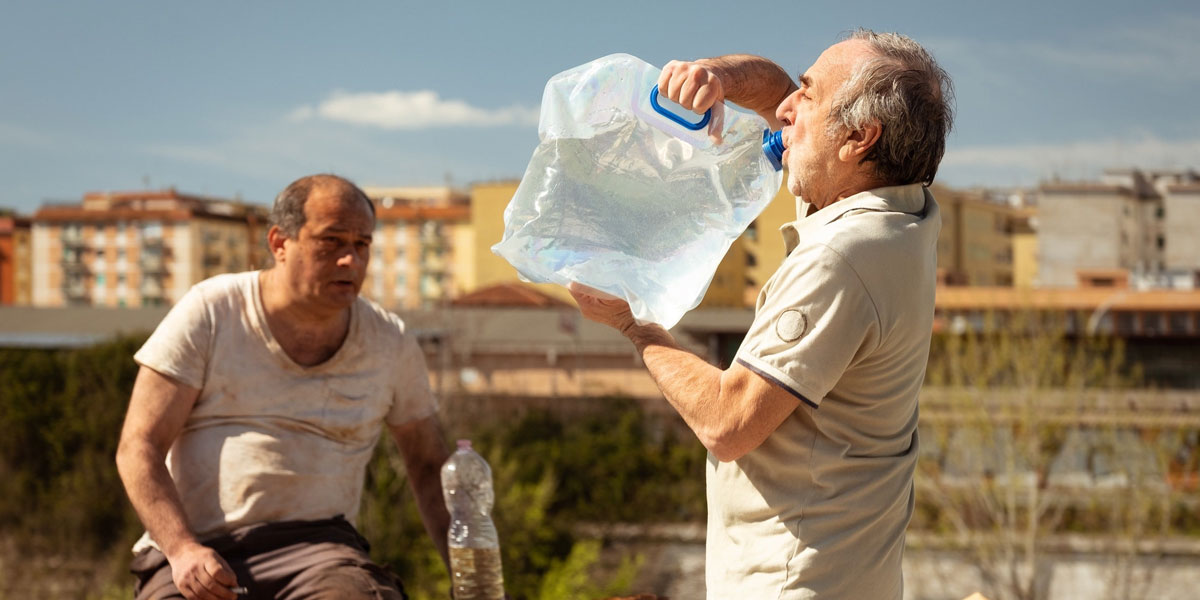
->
<box><xmin>0</xmin><ymin>336</ymin><xmax>148</xmax><ymax>598</ymax></box>
<box><xmin>358</xmin><ymin>402</ymin><xmax>705</xmax><ymax>599</ymax></box>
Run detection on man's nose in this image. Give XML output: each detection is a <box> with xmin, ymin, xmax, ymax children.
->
<box><xmin>336</xmin><ymin>249</ymin><xmax>360</xmax><ymax>268</ymax></box>
<box><xmin>776</xmin><ymin>91</ymin><xmax>797</xmax><ymax>125</ymax></box>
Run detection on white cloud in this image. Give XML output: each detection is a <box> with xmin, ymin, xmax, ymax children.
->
<box><xmin>289</xmin><ymin>90</ymin><xmax>540</xmax><ymax>129</ymax></box>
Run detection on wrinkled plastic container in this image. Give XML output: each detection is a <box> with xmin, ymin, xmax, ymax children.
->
<box><xmin>441</xmin><ymin>440</ymin><xmax>505</xmax><ymax>600</ymax></box>
<box><xmin>492</xmin><ymin>53</ymin><xmax>783</xmax><ymax>328</ymax></box>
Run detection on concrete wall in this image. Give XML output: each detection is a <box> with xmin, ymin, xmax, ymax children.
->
<box><xmin>1037</xmin><ymin>192</ymin><xmax>1127</xmax><ymax>287</ymax></box>
<box><xmin>1164</xmin><ymin>191</ymin><xmax>1200</xmax><ymax>272</ymax></box>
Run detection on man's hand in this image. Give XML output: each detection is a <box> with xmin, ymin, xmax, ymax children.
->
<box><xmin>658</xmin><ymin>60</ymin><xmax>726</xmax><ymax>144</ymax></box>
<box><xmin>567</xmin><ymin>283</ymin><xmax>638</xmax><ymax>334</ymax></box>
<box><xmin>658</xmin><ymin>60</ymin><xmax>725</xmax><ymax>113</ymax></box>
<box><xmin>167</xmin><ymin>541</ymin><xmax>239</xmax><ymax>600</ymax></box>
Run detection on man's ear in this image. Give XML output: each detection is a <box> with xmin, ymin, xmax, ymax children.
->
<box><xmin>839</xmin><ymin>121</ymin><xmax>881</xmax><ymax>163</ymax></box>
<box><xmin>266</xmin><ymin>226</ymin><xmax>289</xmax><ymax>264</ymax></box>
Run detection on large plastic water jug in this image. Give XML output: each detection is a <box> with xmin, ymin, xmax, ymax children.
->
<box><xmin>492</xmin><ymin>53</ymin><xmax>784</xmax><ymax>328</ymax></box>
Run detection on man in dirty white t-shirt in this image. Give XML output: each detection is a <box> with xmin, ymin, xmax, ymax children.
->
<box><xmin>116</xmin><ymin>174</ymin><xmax>451</xmax><ymax>600</ymax></box>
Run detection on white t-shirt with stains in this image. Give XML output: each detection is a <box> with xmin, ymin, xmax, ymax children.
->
<box><xmin>131</xmin><ymin>271</ymin><xmax>437</xmax><ymax>553</ymax></box>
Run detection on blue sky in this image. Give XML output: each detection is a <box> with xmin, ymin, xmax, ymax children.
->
<box><xmin>2</xmin><ymin>0</ymin><xmax>1198</xmax><ymax>213</ymax></box>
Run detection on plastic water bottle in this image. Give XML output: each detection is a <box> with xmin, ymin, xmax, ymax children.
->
<box><xmin>492</xmin><ymin>53</ymin><xmax>785</xmax><ymax>328</ymax></box>
<box><xmin>441</xmin><ymin>440</ymin><xmax>505</xmax><ymax>600</ymax></box>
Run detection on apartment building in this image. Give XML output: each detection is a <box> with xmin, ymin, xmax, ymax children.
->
<box><xmin>361</xmin><ymin>186</ymin><xmax>471</xmax><ymax>309</ymax></box>
<box><xmin>0</xmin><ymin>214</ymin><xmax>33</xmax><ymax>305</ymax></box>
<box><xmin>930</xmin><ymin>185</ymin><xmax>1027</xmax><ymax>287</ymax></box>
<box><xmin>1037</xmin><ymin>168</ymin><xmax>1200</xmax><ymax>289</ymax></box>
<box><xmin>31</xmin><ymin>190</ymin><xmax>268</xmax><ymax>307</ymax></box>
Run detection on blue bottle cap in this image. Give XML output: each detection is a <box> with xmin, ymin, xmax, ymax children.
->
<box><xmin>762</xmin><ymin>130</ymin><xmax>784</xmax><ymax>172</ymax></box>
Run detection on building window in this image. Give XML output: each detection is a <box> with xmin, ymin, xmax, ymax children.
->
<box><xmin>1142</xmin><ymin>312</ymin><xmax>1163</xmax><ymax>336</ymax></box>
<box><xmin>1157</xmin><ymin>235</ymin><xmax>1165</xmax><ymax>250</ymax></box>
<box><xmin>1168</xmin><ymin>312</ymin><xmax>1189</xmax><ymax>335</ymax></box>
<box><xmin>1115</xmin><ymin>312</ymin><xmax>1135</xmax><ymax>336</ymax></box>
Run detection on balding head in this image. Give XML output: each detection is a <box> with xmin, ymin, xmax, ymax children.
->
<box><xmin>269</xmin><ymin>174</ymin><xmax>375</xmax><ymax>239</ymax></box>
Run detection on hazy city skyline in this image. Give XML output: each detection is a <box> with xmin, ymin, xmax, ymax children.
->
<box><xmin>2</xmin><ymin>0</ymin><xmax>1198</xmax><ymax>212</ymax></box>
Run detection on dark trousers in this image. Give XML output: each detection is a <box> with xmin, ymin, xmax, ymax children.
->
<box><xmin>131</xmin><ymin>516</ymin><xmax>407</xmax><ymax>600</ymax></box>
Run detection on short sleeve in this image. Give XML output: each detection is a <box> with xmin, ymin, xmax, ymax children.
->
<box><xmin>386</xmin><ymin>331</ymin><xmax>439</xmax><ymax>426</ymax></box>
<box><xmin>735</xmin><ymin>243</ymin><xmax>880</xmax><ymax>408</ymax></box>
<box><xmin>133</xmin><ymin>285</ymin><xmax>213</xmax><ymax>390</ymax></box>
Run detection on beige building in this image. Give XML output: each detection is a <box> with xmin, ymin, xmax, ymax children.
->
<box><xmin>932</xmin><ymin>185</ymin><xmax>1023</xmax><ymax>287</ymax></box>
<box><xmin>1037</xmin><ymin>168</ymin><xmax>1200</xmax><ymax>289</ymax></box>
<box><xmin>31</xmin><ymin>190</ymin><xmax>268</xmax><ymax>307</ymax></box>
<box><xmin>361</xmin><ymin>186</ymin><xmax>471</xmax><ymax>309</ymax></box>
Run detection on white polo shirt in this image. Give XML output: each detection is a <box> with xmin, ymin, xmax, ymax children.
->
<box><xmin>709</xmin><ymin>184</ymin><xmax>940</xmax><ymax>599</ymax></box>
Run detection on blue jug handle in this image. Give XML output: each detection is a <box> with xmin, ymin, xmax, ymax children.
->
<box><xmin>650</xmin><ymin>85</ymin><xmax>711</xmax><ymax>131</ymax></box>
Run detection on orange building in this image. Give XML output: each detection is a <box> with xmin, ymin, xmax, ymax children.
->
<box><xmin>361</xmin><ymin>186</ymin><xmax>472</xmax><ymax>309</ymax></box>
<box><xmin>31</xmin><ymin>190</ymin><xmax>268</xmax><ymax>307</ymax></box>
<box><xmin>0</xmin><ymin>215</ymin><xmax>33</xmax><ymax>305</ymax></box>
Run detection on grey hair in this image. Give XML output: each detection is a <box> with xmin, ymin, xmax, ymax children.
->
<box><xmin>827</xmin><ymin>29</ymin><xmax>955</xmax><ymax>186</ymax></box>
<box><xmin>269</xmin><ymin>173</ymin><xmax>375</xmax><ymax>238</ymax></box>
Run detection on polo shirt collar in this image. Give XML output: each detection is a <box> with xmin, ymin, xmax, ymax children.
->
<box><xmin>780</xmin><ymin>184</ymin><xmax>929</xmax><ymax>254</ymax></box>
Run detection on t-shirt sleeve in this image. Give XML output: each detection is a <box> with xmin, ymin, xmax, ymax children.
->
<box><xmin>133</xmin><ymin>285</ymin><xmax>213</xmax><ymax>390</ymax></box>
<box><xmin>735</xmin><ymin>242</ymin><xmax>880</xmax><ymax>408</ymax></box>
<box><xmin>386</xmin><ymin>329</ymin><xmax>439</xmax><ymax>426</ymax></box>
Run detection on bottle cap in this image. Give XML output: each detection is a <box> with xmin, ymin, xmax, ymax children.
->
<box><xmin>762</xmin><ymin>130</ymin><xmax>784</xmax><ymax>172</ymax></box>
<box><xmin>457</xmin><ymin>439</ymin><xmax>472</xmax><ymax>450</ymax></box>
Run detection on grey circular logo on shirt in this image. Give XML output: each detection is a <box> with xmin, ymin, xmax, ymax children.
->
<box><xmin>776</xmin><ymin>309</ymin><xmax>809</xmax><ymax>342</ymax></box>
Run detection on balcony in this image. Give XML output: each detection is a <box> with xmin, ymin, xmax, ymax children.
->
<box><xmin>61</xmin><ymin>234</ymin><xmax>87</xmax><ymax>249</ymax></box>
<box><xmin>60</xmin><ymin>258</ymin><xmax>90</xmax><ymax>275</ymax></box>
<box><xmin>202</xmin><ymin>252</ymin><xmax>224</xmax><ymax>269</ymax></box>
<box><xmin>63</xmin><ymin>282</ymin><xmax>89</xmax><ymax>301</ymax></box>
<box><xmin>140</xmin><ymin>254</ymin><xmax>168</xmax><ymax>274</ymax></box>
<box><xmin>140</xmin><ymin>277</ymin><xmax>165</xmax><ymax>300</ymax></box>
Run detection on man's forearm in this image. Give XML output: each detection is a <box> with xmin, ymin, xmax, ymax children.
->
<box><xmin>116</xmin><ymin>441</ymin><xmax>200</xmax><ymax>556</ymax></box>
<box><xmin>408</xmin><ymin>458</ymin><xmax>451</xmax><ymax>569</ymax></box>
<box><xmin>622</xmin><ymin>323</ymin><xmax>728</xmax><ymax>451</ymax></box>
<box><xmin>698</xmin><ymin>54</ymin><xmax>797</xmax><ymax>122</ymax></box>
